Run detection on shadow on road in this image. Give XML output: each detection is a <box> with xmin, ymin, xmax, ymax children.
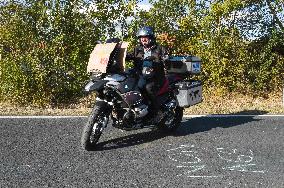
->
<box><xmin>92</xmin><ymin>129</ymin><xmax>168</xmax><ymax>151</ymax></box>
<box><xmin>175</xmin><ymin>110</ymin><xmax>267</xmax><ymax>136</ymax></box>
<box><xmin>91</xmin><ymin>110</ymin><xmax>268</xmax><ymax>151</ymax></box>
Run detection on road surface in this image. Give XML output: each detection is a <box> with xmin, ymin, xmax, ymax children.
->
<box><xmin>0</xmin><ymin>116</ymin><xmax>283</xmax><ymax>187</ymax></box>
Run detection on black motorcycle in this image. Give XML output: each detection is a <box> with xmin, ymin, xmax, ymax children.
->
<box><xmin>81</xmin><ymin>41</ymin><xmax>202</xmax><ymax>151</ymax></box>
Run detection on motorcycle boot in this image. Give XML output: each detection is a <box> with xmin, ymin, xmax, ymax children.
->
<box><xmin>145</xmin><ymin>99</ymin><xmax>164</xmax><ymax>124</ymax></box>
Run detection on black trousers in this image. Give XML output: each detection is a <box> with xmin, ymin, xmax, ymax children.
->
<box><xmin>144</xmin><ymin>75</ymin><xmax>165</xmax><ymax>114</ymax></box>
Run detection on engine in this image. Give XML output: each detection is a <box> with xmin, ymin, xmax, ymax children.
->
<box><xmin>111</xmin><ymin>90</ymin><xmax>149</xmax><ymax>128</ymax></box>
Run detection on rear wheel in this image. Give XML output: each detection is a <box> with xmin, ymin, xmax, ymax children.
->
<box><xmin>157</xmin><ymin>106</ymin><xmax>183</xmax><ymax>132</ymax></box>
<box><xmin>81</xmin><ymin>102</ymin><xmax>110</xmax><ymax>151</ymax></box>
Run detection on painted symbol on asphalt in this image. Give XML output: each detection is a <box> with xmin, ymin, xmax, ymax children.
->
<box><xmin>167</xmin><ymin>144</ymin><xmax>265</xmax><ymax>178</ymax></box>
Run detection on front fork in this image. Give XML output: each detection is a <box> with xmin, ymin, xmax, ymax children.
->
<box><xmin>94</xmin><ymin>99</ymin><xmax>113</xmax><ymax>130</ymax></box>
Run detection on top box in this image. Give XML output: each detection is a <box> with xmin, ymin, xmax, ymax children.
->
<box><xmin>166</xmin><ymin>56</ymin><xmax>202</xmax><ymax>74</ymax></box>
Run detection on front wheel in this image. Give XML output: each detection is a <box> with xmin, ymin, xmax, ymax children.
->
<box><xmin>157</xmin><ymin>106</ymin><xmax>183</xmax><ymax>132</ymax></box>
<box><xmin>81</xmin><ymin>102</ymin><xmax>110</xmax><ymax>151</ymax></box>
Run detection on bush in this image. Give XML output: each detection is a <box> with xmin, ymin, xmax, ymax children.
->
<box><xmin>0</xmin><ymin>1</ymin><xmax>125</xmax><ymax>106</ymax></box>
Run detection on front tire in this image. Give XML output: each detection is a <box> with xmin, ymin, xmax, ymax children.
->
<box><xmin>81</xmin><ymin>102</ymin><xmax>110</xmax><ymax>151</ymax></box>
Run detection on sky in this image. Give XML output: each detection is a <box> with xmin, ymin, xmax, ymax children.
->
<box><xmin>137</xmin><ymin>0</ymin><xmax>153</xmax><ymax>11</ymax></box>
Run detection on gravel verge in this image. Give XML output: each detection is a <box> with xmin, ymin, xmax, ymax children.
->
<box><xmin>1</xmin><ymin>91</ymin><xmax>283</xmax><ymax>116</ymax></box>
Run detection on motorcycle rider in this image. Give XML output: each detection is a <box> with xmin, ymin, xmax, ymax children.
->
<box><xmin>128</xmin><ymin>26</ymin><xmax>168</xmax><ymax>121</ymax></box>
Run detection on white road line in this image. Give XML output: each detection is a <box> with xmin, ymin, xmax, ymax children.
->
<box><xmin>0</xmin><ymin>116</ymin><xmax>86</xmax><ymax>119</ymax></box>
<box><xmin>183</xmin><ymin>114</ymin><xmax>284</xmax><ymax>118</ymax></box>
<box><xmin>0</xmin><ymin>114</ymin><xmax>284</xmax><ymax>118</ymax></box>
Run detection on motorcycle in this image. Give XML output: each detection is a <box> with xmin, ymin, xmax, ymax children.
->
<box><xmin>81</xmin><ymin>41</ymin><xmax>202</xmax><ymax>151</ymax></box>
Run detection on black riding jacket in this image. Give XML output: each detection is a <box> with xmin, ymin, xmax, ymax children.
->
<box><xmin>131</xmin><ymin>43</ymin><xmax>167</xmax><ymax>82</ymax></box>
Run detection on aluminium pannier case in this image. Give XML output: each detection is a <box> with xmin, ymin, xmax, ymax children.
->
<box><xmin>166</xmin><ymin>56</ymin><xmax>201</xmax><ymax>74</ymax></box>
<box><xmin>175</xmin><ymin>81</ymin><xmax>202</xmax><ymax>107</ymax></box>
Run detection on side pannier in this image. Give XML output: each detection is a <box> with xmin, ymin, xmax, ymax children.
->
<box><xmin>175</xmin><ymin>81</ymin><xmax>202</xmax><ymax>107</ymax></box>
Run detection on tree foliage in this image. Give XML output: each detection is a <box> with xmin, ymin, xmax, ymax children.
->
<box><xmin>128</xmin><ymin>0</ymin><xmax>284</xmax><ymax>94</ymax></box>
<box><xmin>0</xmin><ymin>0</ymin><xmax>283</xmax><ymax>106</ymax></box>
<box><xmin>0</xmin><ymin>0</ymin><xmax>137</xmax><ymax>105</ymax></box>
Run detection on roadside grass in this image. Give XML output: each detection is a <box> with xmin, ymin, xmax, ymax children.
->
<box><xmin>0</xmin><ymin>91</ymin><xmax>283</xmax><ymax>116</ymax></box>
<box><xmin>184</xmin><ymin>90</ymin><xmax>284</xmax><ymax>115</ymax></box>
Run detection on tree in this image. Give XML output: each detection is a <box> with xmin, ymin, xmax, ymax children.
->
<box><xmin>130</xmin><ymin>0</ymin><xmax>284</xmax><ymax>93</ymax></box>
<box><xmin>0</xmin><ymin>0</ymin><xmax>137</xmax><ymax>105</ymax></box>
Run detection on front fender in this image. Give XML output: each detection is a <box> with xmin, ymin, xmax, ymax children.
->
<box><xmin>85</xmin><ymin>80</ymin><xmax>107</xmax><ymax>92</ymax></box>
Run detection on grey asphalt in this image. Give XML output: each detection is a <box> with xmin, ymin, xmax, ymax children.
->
<box><xmin>0</xmin><ymin>116</ymin><xmax>283</xmax><ymax>188</ymax></box>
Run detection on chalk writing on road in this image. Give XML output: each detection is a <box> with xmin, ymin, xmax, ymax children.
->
<box><xmin>217</xmin><ymin>147</ymin><xmax>265</xmax><ymax>173</ymax></box>
<box><xmin>167</xmin><ymin>144</ymin><xmax>265</xmax><ymax>178</ymax></box>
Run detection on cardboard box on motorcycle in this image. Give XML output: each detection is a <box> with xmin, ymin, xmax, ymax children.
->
<box><xmin>87</xmin><ymin>42</ymin><xmax>129</xmax><ymax>73</ymax></box>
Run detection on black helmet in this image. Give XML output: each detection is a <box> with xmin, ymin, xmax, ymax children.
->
<box><xmin>136</xmin><ymin>26</ymin><xmax>156</xmax><ymax>47</ymax></box>
<box><xmin>136</xmin><ymin>26</ymin><xmax>155</xmax><ymax>39</ymax></box>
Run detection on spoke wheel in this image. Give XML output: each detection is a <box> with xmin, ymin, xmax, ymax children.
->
<box><xmin>81</xmin><ymin>102</ymin><xmax>109</xmax><ymax>151</ymax></box>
